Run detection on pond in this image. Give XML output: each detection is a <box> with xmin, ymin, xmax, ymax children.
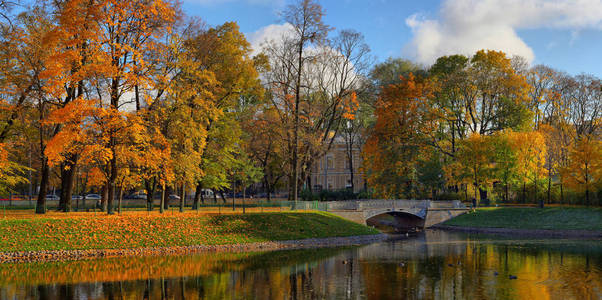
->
<box><xmin>0</xmin><ymin>230</ymin><xmax>600</xmax><ymax>299</ymax></box>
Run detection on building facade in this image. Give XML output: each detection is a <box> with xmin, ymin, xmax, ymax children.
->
<box><xmin>310</xmin><ymin>137</ymin><xmax>364</xmax><ymax>193</ymax></box>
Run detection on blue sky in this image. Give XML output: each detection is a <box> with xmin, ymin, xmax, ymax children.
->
<box><xmin>182</xmin><ymin>0</ymin><xmax>602</xmax><ymax>77</ymax></box>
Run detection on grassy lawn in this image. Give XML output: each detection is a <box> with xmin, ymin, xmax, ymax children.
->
<box><xmin>0</xmin><ymin>211</ymin><xmax>378</xmax><ymax>252</ymax></box>
<box><xmin>444</xmin><ymin>207</ymin><xmax>602</xmax><ymax>231</ymax></box>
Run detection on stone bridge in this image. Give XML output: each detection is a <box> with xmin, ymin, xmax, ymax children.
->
<box><xmin>295</xmin><ymin>199</ymin><xmax>468</xmax><ymax>230</ymax></box>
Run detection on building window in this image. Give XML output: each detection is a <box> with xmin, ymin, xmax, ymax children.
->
<box><xmin>326</xmin><ymin>156</ymin><xmax>334</xmax><ymax>170</ymax></box>
<box><xmin>344</xmin><ymin>154</ymin><xmax>358</xmax><ymax>170</ymax></box>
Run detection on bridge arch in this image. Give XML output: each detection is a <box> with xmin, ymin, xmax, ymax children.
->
<box><xmin>365</xmin><ymin>210</ymin><xmax>425</xmax><ymax>232</ymax></box>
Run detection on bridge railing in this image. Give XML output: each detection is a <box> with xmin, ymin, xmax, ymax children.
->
<box><xmin>289</xmin><ymin>199</ymin><xmax>465</xmax><ymax>211</ymax></box>
<box><xmin>356</xmin><ymin>199</ymin><xmax>431</xmax><ymax>210</ymax></box>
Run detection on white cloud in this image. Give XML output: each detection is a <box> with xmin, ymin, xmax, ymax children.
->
<box><xmin>403</xmin><ymin>0</ymin><xmax>602</xmax><ymax>65</ymax></box>
<box><xmin>246</xmin><ymin>23</ymin><xmax>295</xmax><ymax>56</ymax></box>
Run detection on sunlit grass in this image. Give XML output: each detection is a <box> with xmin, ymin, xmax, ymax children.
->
<box><xmin>0</xmin><ymin>211</ymin><xmax>378</xmax><ymax>252</ymax></box>
<box><xmin>444</xmin><ymin>207</ymin><xmax>602</xmax><ymax>231</ymax></box>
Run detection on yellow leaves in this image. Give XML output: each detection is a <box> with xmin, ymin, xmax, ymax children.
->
<box><xmin>0</xmin><ymin>144</ymin><xmax>7</xmax><ymax>171</ymax></box>
<box><xmin>561</xmin><ymin>137</ymin><xmax>602</xmax><ymax>193</ymax></box>
<box><xmin>0</xmin><ymin>143</ymin><xmax>30</xmax><ymax>192</ymax></box>
<box><xmin>506</xmin><ymin>130</ymin><xmax>547</xmax><ymax>181</ymax></box>
<box><xmin>450</xmin><ymin>133</ymin><xmax>499</xmax><ymax>187</ymax></box>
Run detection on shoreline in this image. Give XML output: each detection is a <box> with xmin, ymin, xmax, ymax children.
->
<box><xmin>0</xmin><ymin>234</ymin><xmax>389</xmax><ymax>264</ymax></box>
<box><xmin>433</xmin><ymin>224</ymin><xmax>602</xmax><ymax>238</ymax></box>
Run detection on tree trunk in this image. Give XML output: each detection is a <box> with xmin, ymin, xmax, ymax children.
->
<box><xmin>547</xmin><ymin>171</ymin><xmax>552</xmax><ymax>205</ymax></box>
<box><xmin>108</xmin><ymin>71</ymin><xmax>121</xmax><ymax>215</ymax></box>
<box><xmin>473</xmin><ymin>184</ymin><xmax>478</xmax><ymax>207</ymax></box>
<box><xmin>348</xmin><ymin>153</ymin><xmax>354</xmax><ymax>192</ymax></box>
<box><xmin>522</xmin><ymin>181</ymin><xmax>527</xmax><ymax>203</ymax></box>
<box><xmin>101</xmin><ymin>182</ymin><xmax>108</xmax><ymax>212</ymax></box>
<box><xmin>193</xmin><ymin>183</ymin><xmax>202</xmax><ymax>210</ymax></box>
<box><xmin>145</xmin><ymin>178</ymin><xmax>156</xmax><ymax>211</ymax></box>
<box><xmin>59</xmin><ymin>155</ymin><xmax>77</xmax><ymax>212</ymax></box>
<box><xmin>584</xmin><ymin>163</ymin><xmax>590</xmax><ymax>206</ymax></box>
<box><xmin>107</xmin><ymin>151</ymin><xmax>117</xmax><ymax>215</ymax></box>
<box><xmin>179</xmin><ymin>183</ymin><xmax>185</xmax><ymax>213</ymax></box>
<box><xmin>220</xmin><ymin>190</ymin><xmax>227</xmax><ymax>204</ymax></box>
<box><xmin>160</xmin><ymin>184</ymin><xmax>165</xmax><ymax>214</ymax></box>
<box><xmin>287</xmin><ymin>174</ymin><xmax>293</xmax><ymax>201</ymax></box>
<box><xmin>264</xmin><ymin>176</ymin><xmax>272</xmax><ymax>202</ymax></box>
<box><xmin>118</xmin><ymin>185</ymin><xmax>123</xmax><ymax>214</ymax></box>
<box><xmin>35</xmin><ymin>159</ymin><xmax>49</xmax><ymax>214</ymax></box>
<box><xmin>263</xmin><ymin>176</ymin><xmax>270</xmax><ymax>202</ymax></box>
<box><xmin>163</xmin><ymin>185</ymin><xmax>171</xmax><ymax>210</ymax></box>
<box><xmin>560</xmin><ymin>182</ymin><xmax>564</xmax><ymax>205</ymax></box>
<box><xmin>58</xmin><ymin>166</ymin><xmax>66</xmax><ymax>212</ymax></box>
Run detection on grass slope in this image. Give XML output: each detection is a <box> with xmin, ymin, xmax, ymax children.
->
<box><xmin>444</xmin><ymin>207</ymin><xmax>602</xmax><ymax>231</ymax></box>
<box><xmin>0</xmin><ymin>211</ymin><xmax>378</xmax><ymax>252</ymax></box>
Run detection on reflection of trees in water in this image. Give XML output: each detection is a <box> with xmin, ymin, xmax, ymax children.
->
<box><xmin>2</xmin><ymin>231</ymin><xmax>600</xmax><ymax>299</ymax></box>
<box><xmin>358</xmin><ymin>231</ymin><xmax>601</xmax><ymax>299</ymax></box>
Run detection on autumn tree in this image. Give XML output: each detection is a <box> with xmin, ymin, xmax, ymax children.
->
<box><xmin>0</xmin><ymin>6</ymin><xmax>44</xmax><ymax>198</ymax></box>
<box><xmin>245</xmin><ymin>108</ymin><xmax>286</xmax><ymax>202</ymax></box>
<box><xmin>261</xmin><ymin>0</ymin><xmax>330</xmax><ymax>202</ymax></box>
<box><xmin>491</xmin><ymin>131</ymin><xmax>518</xmax><ymax>203</ymax></box>
<box><xmin>363</xmin><ymin>74</ymin><xmax>431</xmax><ymax>198</ymax></box>
<box><xmin>508</xmin><ymin>131</ymin><xmax>547</xmax><ymax>205</ymax></box>
<box><xmin>177</xmin><ymin>21</ymin><xmax>263</xmax><ymax>209</ymax></box>
<box><xmin>95</xmin><ymin>0</ymin><xmax>177</xmax><ymax>214</ymax></box>
<box><xmin>260</xmin><ymin>2</ymin><xmax>372</xmax><ymax>202</ymax></box>
<box><xmin>449</xmin><ymin>133</ymin><xmax>498</xmax><ymax>205</ymax></box>
<box><xmin>562</xmin><ymin>137</ymin><xmax>601</xmax><ymax>206</ymax></box>
<box><xmin>42</xmin><ymin>0</ymin><xmax>179</xmax><ymax>214</ymax></box>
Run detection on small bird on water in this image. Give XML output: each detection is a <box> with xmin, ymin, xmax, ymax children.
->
<box><xmin>509</xmin><ymin>275</ymin><xmax>517</xmax><ymax>279</ymax></box>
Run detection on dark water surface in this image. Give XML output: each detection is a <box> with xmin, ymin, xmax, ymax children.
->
<box><xmin>0</xmin><ymin>230</ymin><xmax>600</xmax><ymax>299</ymax></box>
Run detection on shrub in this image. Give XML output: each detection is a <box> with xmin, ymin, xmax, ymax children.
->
<box><xmin>356</xmin><ymin>189</ymin><xmax>373</xmax><ymax>199</ymax></box>
<box><xmin>317</xmin><ymin>189</ymin><xmax>356</xmax><ymax>201</ymax></box>
<box><xmin>300</xmin><ymin>189</ymin><xmax>316</xmax><ymax>201</ymax></box>
<box><xmin>437</xmin><ymin>192</ymin><xmax>462</xmax><ymax>201</ymax></box>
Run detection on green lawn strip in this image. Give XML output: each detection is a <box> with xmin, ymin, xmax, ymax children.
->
<box><xmin>0</xmin><ymin>211</ymin><xmax>378</xmax><ymax>252</ymax></box>
<box><xmin>443</xmin><ymin>207</ymin><xmax>602</xmax><ymax>231</ymax></box>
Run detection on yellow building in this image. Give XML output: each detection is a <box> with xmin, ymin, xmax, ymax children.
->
<box><xmin>310</xmin><ymin>137</ymin><xmax>364</xmax><ymax>193</ymax></box>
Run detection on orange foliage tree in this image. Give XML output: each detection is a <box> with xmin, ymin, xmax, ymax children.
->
<box><xmin>42</xmin><ymin>0</ymin><xmax>179</xmax><ymax>214</ymax></box>
<box><xmin>363</xmin><ymin>74</ymin><xmax>431</xmax><ymax>198</ymax></box>
<box><xmin>561</xmin><ymin>137</ymin><xmax>601</xmax><ymax>205</ymax></box>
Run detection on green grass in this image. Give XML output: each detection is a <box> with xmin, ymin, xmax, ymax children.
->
<box><xmin>0</xmin><ymin>211</ymin><xmax>379</xmax><ymax>252</ymax></box>
<box><xmin>444</xmin><ymin>207</ymin><xmax>602</xmax><ymax>231</ymax></box>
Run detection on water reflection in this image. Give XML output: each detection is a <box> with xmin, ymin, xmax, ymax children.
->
<box><xmin>1</xmin><ymin>230</ymin><xmax>600</xmax><ymax>299</ymax></box>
